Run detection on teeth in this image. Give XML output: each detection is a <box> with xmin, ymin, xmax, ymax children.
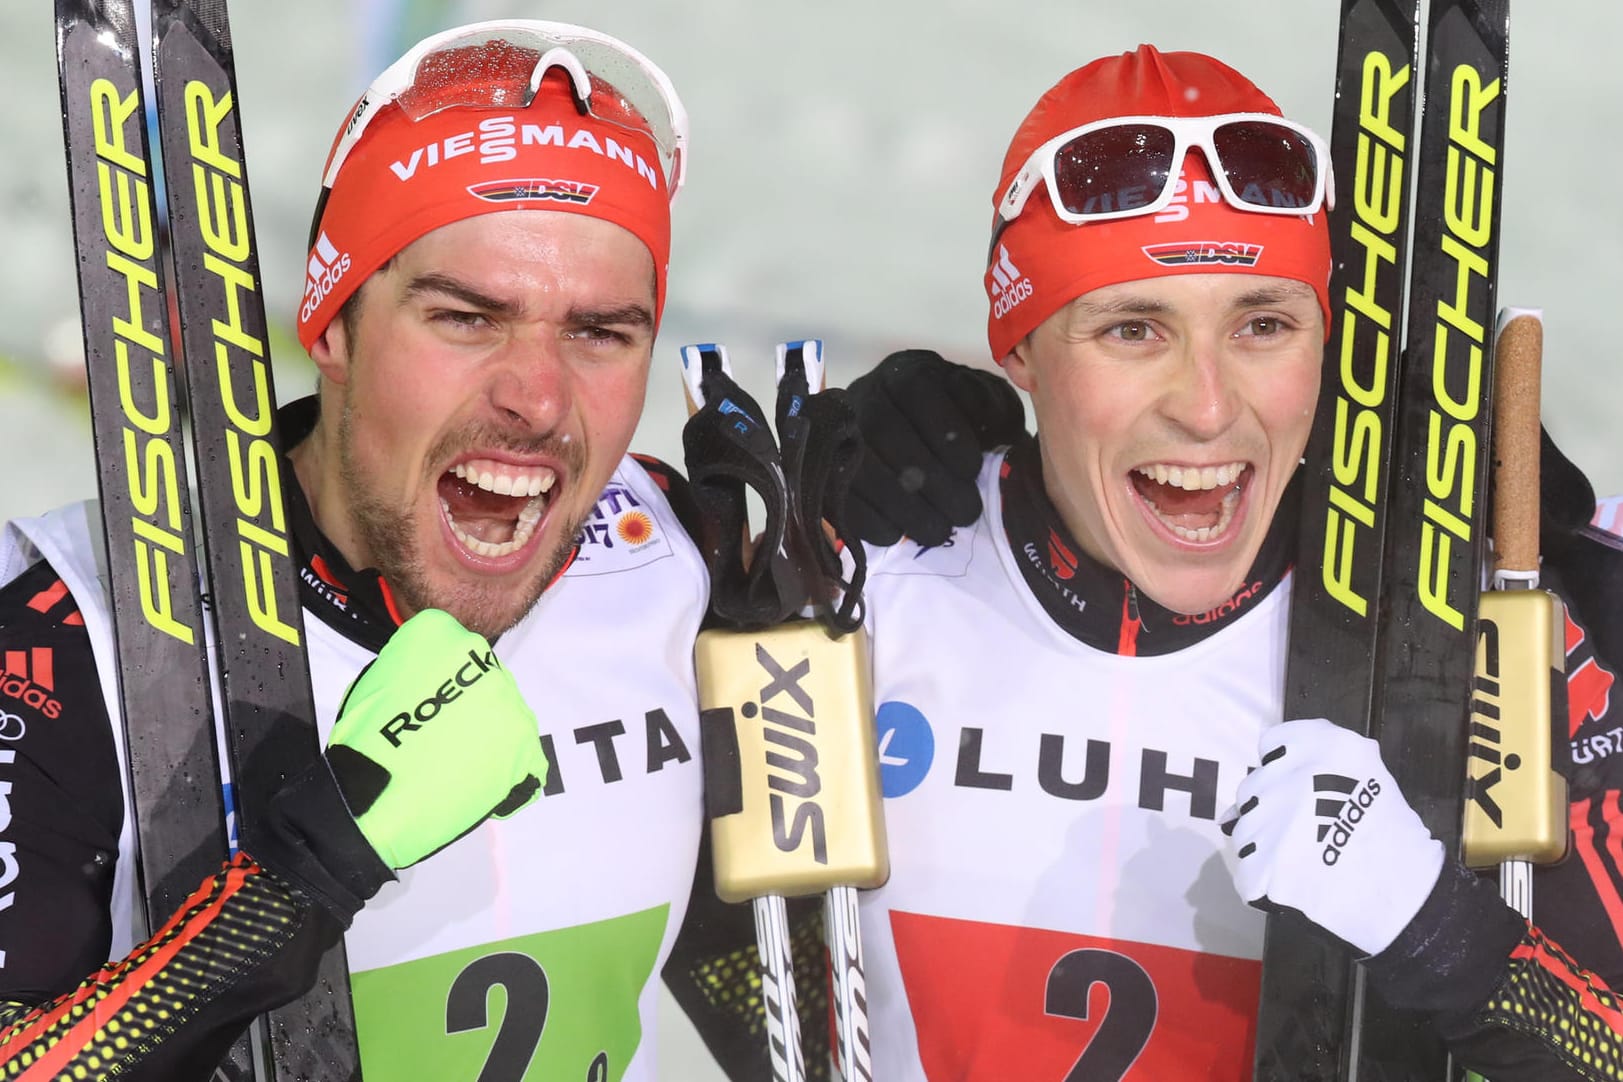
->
<box><xmin>441</xmin><ymin>458</ymin><xmax>562</xmax><ymax>559</ymax></box>
<box><xmin>1135</xmin><ymin>461</ymin><xmax>1245</xmax><ymax>491</ymax></box>
<box><xmin>1132</xmin><ymin>462</ymin><xmax>1247</xmax><ymax>544</ymax></box>
<box><xmin>441</xmin><ymin>492</ymin><xmax>546</xmax><ymax>559</ymax></box>
<box><xmin>1159</xmin><ymin>485</ymin><xmax>1243</xmax><ymax>542</ymax></box>
<box><xmin>452</xmin><ymin>460</ymin><xmax>558</xmax><ymax>499</ymax></box>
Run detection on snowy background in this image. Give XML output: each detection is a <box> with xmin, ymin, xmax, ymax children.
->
<box><xmin>2</xmin><ymin>1</ymin><xmax>1620</xmax><ymax>1075</ymax></box>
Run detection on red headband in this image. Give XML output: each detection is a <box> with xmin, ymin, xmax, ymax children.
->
<box><xmin>297</xmin><ymin>73</ymin><xmax>672</xmax><ymax>351</ymax></box>
<box><xmin>986</xmin><ymin>46</ymin><xmax>1331</xmax><ymax>362</ymax></box>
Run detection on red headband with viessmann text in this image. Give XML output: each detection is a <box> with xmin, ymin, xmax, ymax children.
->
<box><xmin>296</xmin><ymin>73</ymin><xmax>671</xmax><ymax>351</ymax></box>
<box><xmin>986</xmin><ymin>46</ymin><xmax>1331</xmax><ymax>362</ymax></box>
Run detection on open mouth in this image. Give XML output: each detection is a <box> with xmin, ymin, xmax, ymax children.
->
<box><xmin>1129</xmin><ymin>462</ymin><xmax>1250</xmax><ymax>543</ymax></box>
<box><xmin>436</xmin><ymin>457</ymin><xmax>557</xmax><ymax>560</ymax></box>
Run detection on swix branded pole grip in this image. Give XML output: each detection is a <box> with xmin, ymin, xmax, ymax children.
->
<box><xmin>1463</xmin><ymin>310</ymin><xmax>1569</xmax><ymax>887</ymax></box>
<box><xmin>697</xmin><ymin>621</ymin><xmax>888</xmax><ymax>903</ymax></box>
<box><xmin>683</xmin><ymin>339</ymin><xmax>885</xmax><ymax>1081</ymax></box>
<box><xmin>697</xmin><ymin>620</ymin><xmax>887</xmax><ymax>1082</ymax></box>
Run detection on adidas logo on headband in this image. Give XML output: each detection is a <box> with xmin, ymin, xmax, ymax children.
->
<box><xmin>989</xmin><ymin>244</ymin><xmax>1033</xmax><ymax>318</ymax></box>
<box><xmin>301</xmin><ymin>232</ymin><xmax>353</xmax><ymax>325</ymax></box>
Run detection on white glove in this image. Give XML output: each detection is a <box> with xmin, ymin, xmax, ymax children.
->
<box><xmin>1220</xmin><ymin>717</ymin><xmax>1445</xmax><ymax>957</ymax></box>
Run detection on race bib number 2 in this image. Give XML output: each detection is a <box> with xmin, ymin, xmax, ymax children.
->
<box><xmin>892</xmin><ymin>911</ymin><xmax>1259</xmax><ymax>1080</ymax></box>
<box><xmin>349</xmin><ymin>906</ymin><xmax>668</xmax><ymax>1080</ymax></box>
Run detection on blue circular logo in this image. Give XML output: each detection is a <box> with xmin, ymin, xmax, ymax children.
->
<box><xmin>876</xmin><ymin>700</ymin><xmax>934</xmax><ymax>798</ymax></box>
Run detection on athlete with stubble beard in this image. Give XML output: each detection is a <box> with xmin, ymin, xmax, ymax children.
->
<box><xmin>290</xmin><ymin>204</ymin><xmax>655</xmax><ymax>639</ymax></box>
<box><xmin>0</xmin><ymin>21</ymin><xmax>714</xmax><ymax>1081</ymax></box>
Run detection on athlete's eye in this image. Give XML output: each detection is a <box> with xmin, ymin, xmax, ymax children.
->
<box><xmin>1111</xmin><ymin>320</ymin><xmax>1153</xmax><ymax>342</ymax></box>
<box><xmin>432</xmin><ymin>308</ymin><xmax>492</xmax><ymax>331</ymax></box>
<box><xmin>565</xmin><ymin>325</ymin><xmax>634</xmax><ymax>347</ymax></box>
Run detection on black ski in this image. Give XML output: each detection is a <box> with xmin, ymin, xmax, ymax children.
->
<box><xmin>52</xmin><ymin>2</ymin><xmax>254</xmax><ymax>1078</ymax></box>
<box><xmin>148</xmin><ymin>1</ymin><xmax>362</xmax><ymax>1079</ymax></box>
<box><xmin>1260</xmin><ymin>0</ymin><xmax>1513</xmax><ymax>1076</ymax></box>
<box><xmin>1256</xmin><ymin>1</ymin><xmax>1423</xmax><ymax>1077</ymax></box>
<box><xmin>1350</xmin><ymin>0</ymin><xmax>1510</xmax><ymax>1076</ymax></box>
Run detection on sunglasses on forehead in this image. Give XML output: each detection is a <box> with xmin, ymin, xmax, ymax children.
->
<box><xmin>309</xmin><ymin>20</ymin><xmax>689</xmax><ymax>250</ymax></box>
<box><xmin>997</xmin><ymin>112</ymin><xmax>1334</xmax><ymax>231</ymax></box>
<box><xmin>327</xmin><ymin>20</ymin><xmax>688</xmax><ymax>193</ymax></box>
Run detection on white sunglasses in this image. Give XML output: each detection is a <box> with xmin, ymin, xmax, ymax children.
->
<box><xmin>998</xmin><ymin>112</ymin><xmax>1333</xmax><ymax>227</ymax></box>
<box><xmin>321</xmin><ymin>19</ymin><xmax>689</xmax><ymax>198</ymax></box>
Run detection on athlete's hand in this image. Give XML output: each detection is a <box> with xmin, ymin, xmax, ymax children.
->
<box><xmin>325</xmin><ymin>609</ymin><xmax>547</xmax><ymax>869</ymax></box>
<box><xmin>1219</xmin><ymin>717</ymin><xmax>1444</xmax><ymax>957</ymax></box>
<box><xmin>846</xmin><ymin>349</ymin><xmax>1026</xmax><ymax>547</ymax></box>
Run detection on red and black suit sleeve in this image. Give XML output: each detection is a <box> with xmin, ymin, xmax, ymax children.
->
<box><xmin>0</xmin><ymin>559</ymin><xmax>123</xmax><ymax>1001</ymax></box>
<box><xmin>0</xmin><ymin>558</ymin><xmax>379</xmax><ymax>1081</ymax></box>
<box><xmin>1535</xmin><ymin>517</ymin><xmax>1623</xmax><ymax>988</ymax></box>
<box><xmin>1365</xmin><ymin>860</ymin><xmax>1623</xmax><ymax>1080</ymax></box>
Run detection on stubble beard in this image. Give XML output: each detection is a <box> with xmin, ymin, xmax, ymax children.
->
<box><xmin>335</xmin><ymin>397</ymin><xmax>587</xmax><ymax>640</ymax></box>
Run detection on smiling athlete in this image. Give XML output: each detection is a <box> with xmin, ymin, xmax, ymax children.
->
<box><xmin>832</xmin><ymin>44</ymin><xmax>1623</xmax><ymax>1081</ymax></box>
<box><xmin>0</xmin><ymin>21</ymin><xmax>710</xmax><ymax>1080</ymax></box>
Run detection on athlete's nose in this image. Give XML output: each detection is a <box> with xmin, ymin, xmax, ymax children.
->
<box><xmin>1161</xmin><ymin>336</ymin><xmax>1241</xmax><ymax>441</ymax></box>
<box><xmin>487</xmin><ymin>335</ymin><xmax>571</xmax><ymax>434</ymax></box>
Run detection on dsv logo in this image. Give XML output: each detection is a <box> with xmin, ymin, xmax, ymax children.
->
<box><xmin>380</xmin><ymin>648</ymin><xmax>502</xmax><ymax>747</ymax></box>
<box><xmin>754</xmin><ymin>643</ymin><xmax>828</xmax><ymax>865</ymax></box>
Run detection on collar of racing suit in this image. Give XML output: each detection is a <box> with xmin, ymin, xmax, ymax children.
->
<box><xmin>279</xmin><ymin>396</ymin><xmax>407</xmax><ymax>654</ymax></box>
<box><xmin>998</xmin><ymin>433</ymin><xmax>1295</xmax><ymax>657</ymax></box>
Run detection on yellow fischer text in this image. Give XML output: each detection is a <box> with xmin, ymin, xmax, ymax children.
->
<box><xmin>184</xmin><ymin>80</ymin><xmax>299</xmax><ymax>646</ymax></box>
<box><xmin>1323</xmin><ymin>51</ymin><xmax>1410</xmax><ymax>617</ymax></box>
<box><xmin>91</xmin><ymin>77</ymin><xmax>195</xmax><ymax>646</ymax></box>
<box><xmin>1418</xmin><ymin>64</ymin><xmax>1500</xmax><ymax>630</ymax></box>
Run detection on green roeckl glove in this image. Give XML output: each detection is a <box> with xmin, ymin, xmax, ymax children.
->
<box><xmin>324</xmin><ymin>608</ymin><xmax>547</xmax><ymax>870</ymax></box>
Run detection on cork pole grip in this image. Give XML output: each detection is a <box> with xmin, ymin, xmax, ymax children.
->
<box><xmin>1492</xmin><ymin>310</ymin><xmax>1544</xmax><ymax>576</ymax></box>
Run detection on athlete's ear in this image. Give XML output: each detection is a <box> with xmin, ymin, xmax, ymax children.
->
<box><xmin>1003</xmin><ymin>336</ymin><xmax>1037</xmax><ymax>395</ymax></box>
<box><xmin>308</xmin><ymin>310</ymin><xmax>353</xmax><ymax>388</ymax></box>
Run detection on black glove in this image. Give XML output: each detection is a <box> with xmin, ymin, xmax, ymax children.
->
<box><xmin>1538</xmin><ymin>423</ymin><xmax>1598</xmax><ymax>537</ymax></box>
<box><xmin>845</xmin><ymin>349</ymin><xmax>1026</xmax><ymax>547</ymax></box>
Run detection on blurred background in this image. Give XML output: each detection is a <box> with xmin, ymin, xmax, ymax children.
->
<box><xmin>6</xmin><ymin>2</ymin><xmax>1622</xmax><ymax>526</ymax></box>
<box><xmin>2</xmin><ymin>1</ymin><xmax>1619</xmax><ymax>1075</ymax></box>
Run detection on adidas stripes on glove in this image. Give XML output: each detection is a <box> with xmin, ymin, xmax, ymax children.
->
<box><xmin>1219</xmin><ymin>717</ymin><xmax>1445</xmax><ymax>957</ymax></box>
